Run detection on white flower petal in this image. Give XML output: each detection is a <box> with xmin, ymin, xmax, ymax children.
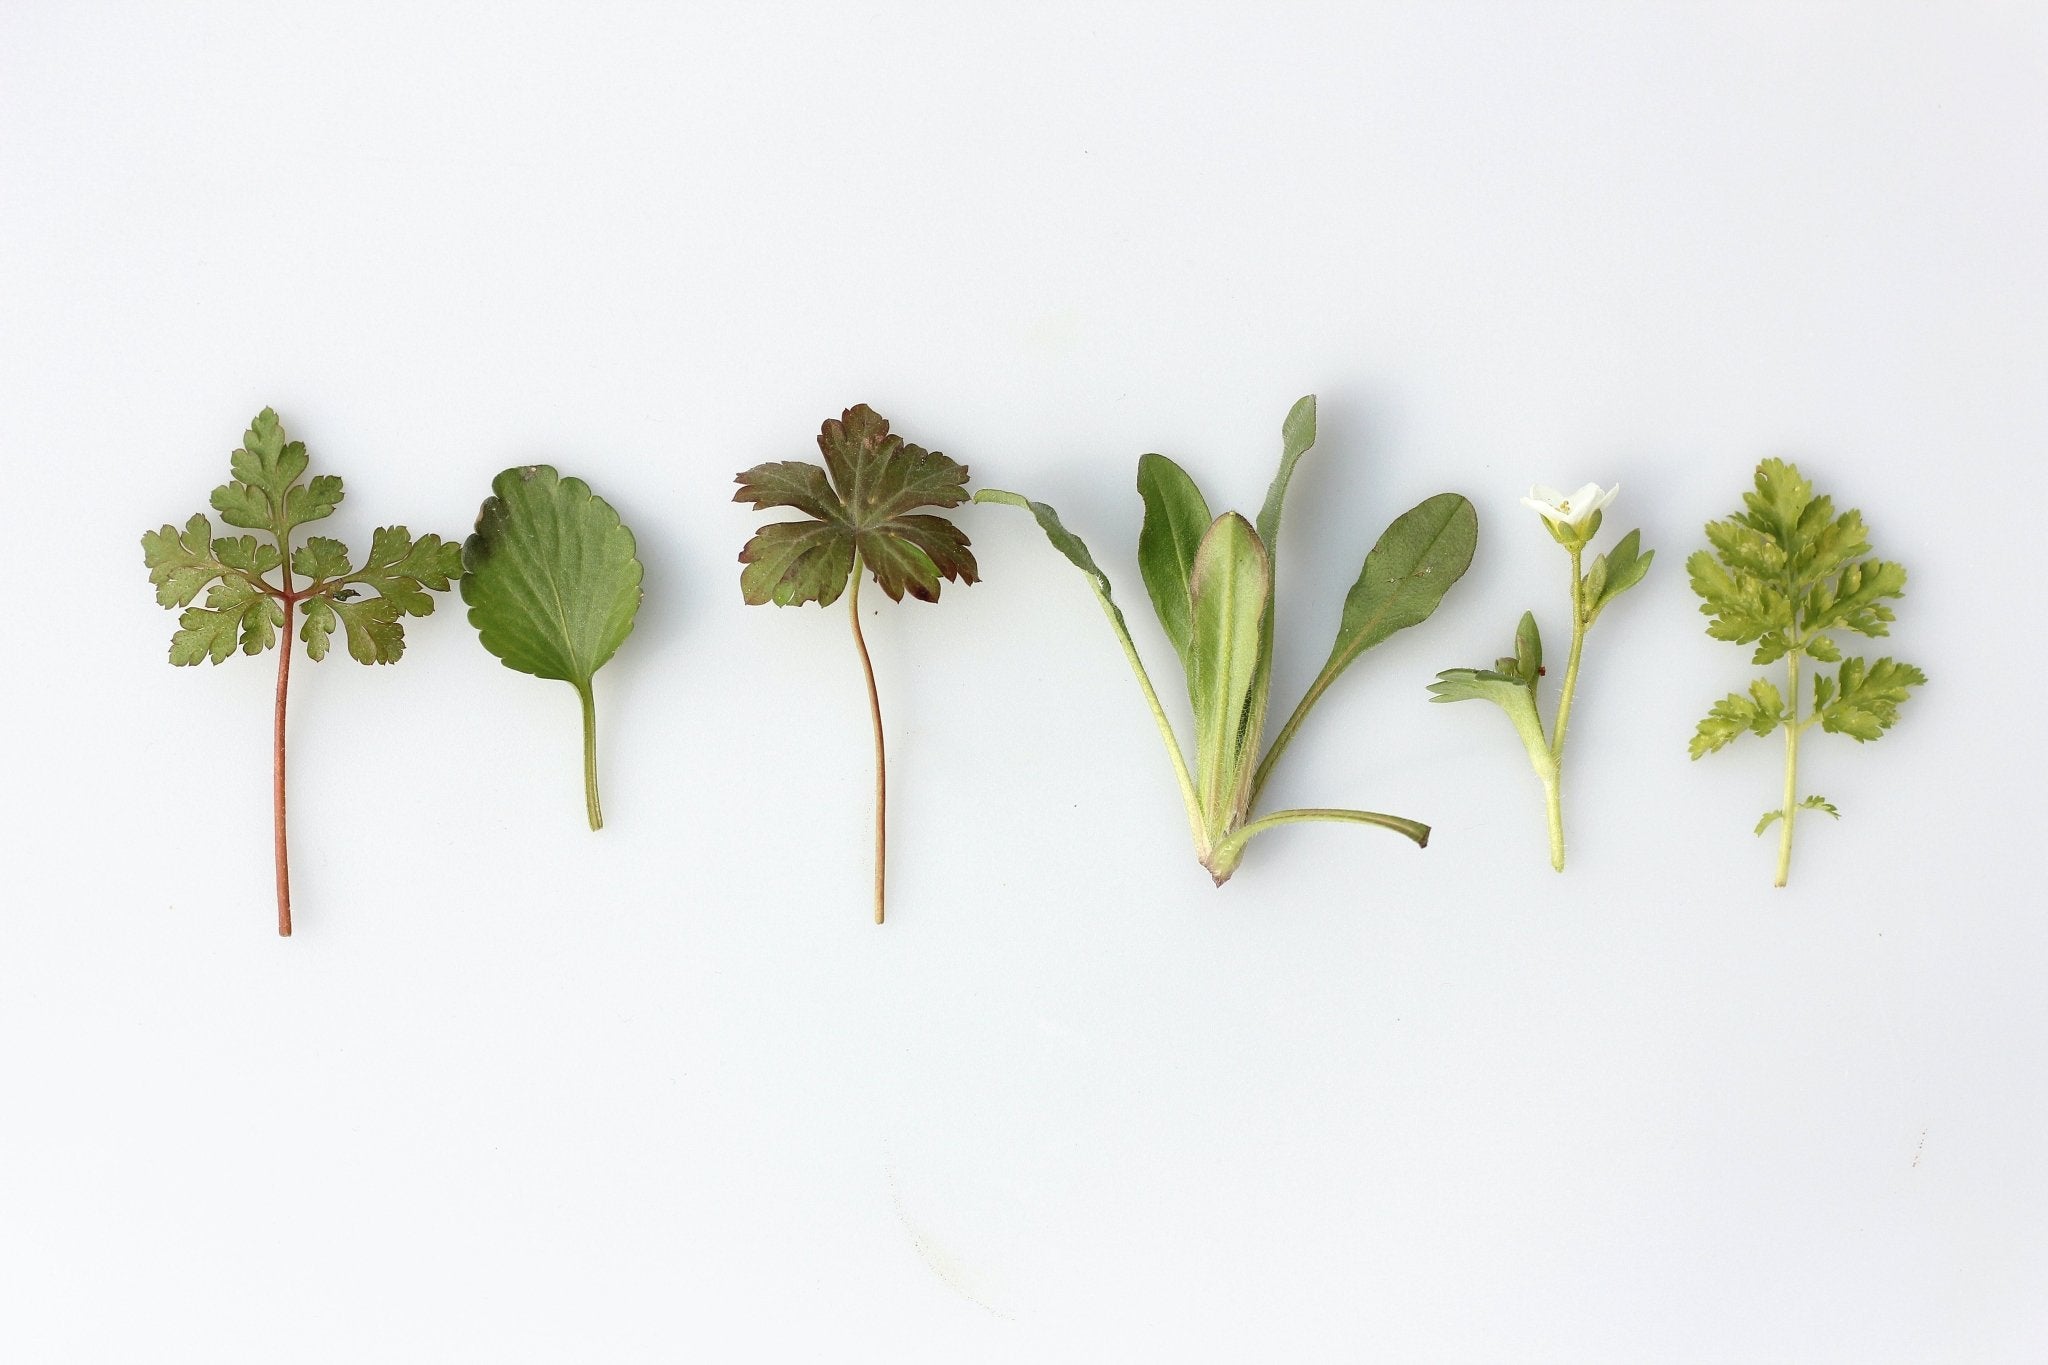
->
<box><xmin>1520</xmin><ymin>496</ymin><xmax>1570</xmax><ymax>526</ymax></box>
<box><xmin>1586</xmin><ymin>483</ymin><xmax>1620</xmax><ymax>517</ymax></box>
<box><xmin>1528</xmin><ymin>485</ymin><xmax>1566</xmax><ymax>506</ymax></box>
<box><xmin>1560</xmin><ymin>483</ymin><xmax>1604</xmax><ymax>521</ymax></box>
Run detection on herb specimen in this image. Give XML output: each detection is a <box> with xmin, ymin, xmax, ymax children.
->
<box><xmin>1430</xmin><ymin>483</ymin><xmax>1652</xmax><ymax>871</ymax></box>
<box><xmin>1687</xmin><ymin>459</ymin><xmax>1923</xmax><ymax>886</ymax></box>
<box><xmin>734</xmin><ymin>405</ymin><xmax>978</xmax><ymax>924</ymax></box>
<box><xmin>977</xmin><ymin>395</ymin><xmax>1475</xmax><ymax>884</ymax></box>
<box><xmin>461</xmin><ymin>466</ymin><xmax>644</xmax><ymax>830</ymax></box>
<box><xmin>142</xmin><ymin>408</ymin><xmax>462</xmax><ymax>935</ymax></box>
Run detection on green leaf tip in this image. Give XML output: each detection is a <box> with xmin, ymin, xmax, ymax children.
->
<box><xmin>462</xmin><ymin>464</ymin><xmax>646</xmax><ymax>831</ymax></box>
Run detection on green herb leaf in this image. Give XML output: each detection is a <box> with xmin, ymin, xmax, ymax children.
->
<box><xmin>1689</xmin><ymin>681</ymin><xmax>1785</xmax><ymax>758</ymax></box>
<box><xmin>982</xmin><ymin>396</ymin><xmax>1459</xmax><ymax>885</ymax></box>
<box><xmin>1689</xmin><ymin>459</ymin><xmax>1923</xmax><ymax>884</ymax></box>
<box><xmin>1315</xmin><ymin>493</ymin><xmax>1479</xmax><ymax>691</ymax></box>
<box><xmin>142</xmin><ymin>407</ymin><xmax>461</xmax><ymax>934</ymax></box>
<box><xmin>735</xmin><ymin>404</ymin><xmax>976</xmax><ymax>608</ymax></box>
<box><xmin>974</xmin><ymin>487</ymin><xmax>1204</xmax><ymax>842</ymax></box>
<box><xmin>1187</xmin><ymin>513</ymin><xmax>1270</xmax><ymax>830</ymax></box>
<box><xmin>462</xmin><ymin>466</ymin><xmax>644</xmax><ymax>830</ymax></box>
<box><xmin>1586</xmin><ymin>528</ymin><xmax>1654</xmax><ymax>619</ymax></box>
<box><xmin>1818</xmin><ymin>656</ymin><xmax>1926</xmax><ymax>741</ymax></box>
<box><xmin>1428</xmin><ymin>666</ymin><xmax>1551</xmax><ymax>774</ymax></box>
<box><xmin>1135</xmin><ymin>452</ymin><xmax>1211</xmax><ymax>676</ymax></box>
<box><xmin>737</xmin><ymin>407</ymin><xmax>977</xmax><ymax>923</ymax></box>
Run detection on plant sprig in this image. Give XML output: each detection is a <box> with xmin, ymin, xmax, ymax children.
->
<box><xmin>142</xmin><ymin>408</ymin><xmax>462</xmax><ymax>934</ymax></box>
<box><xmin>1431</xmin><ymin>484</ymin><xmax>1653</xmax><ymax>870</ymax></box>
<box><xmin>979</xmin><ymin>395</ymin><xmax>1475</xmax><ymax>884</ymax></box>
<box><xmin>1688</xmin><ymin>458</ymin><xmax>1923</xmax><ymax>885</ymax></box>
<box><xmin>734</xmin><ymin>405</ymin><xmax>978</xmax><ymax>924</ymax></box>
<box><xmin>462</xmin><ymin>466</ymin><xmax>644</xmax><ymax>830</ymax></box>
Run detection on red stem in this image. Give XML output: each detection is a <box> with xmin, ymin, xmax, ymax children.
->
<box><xmin>274</xmin><ymin>565</ymin><xmax>295</xmax><ymax>937</ymax></box>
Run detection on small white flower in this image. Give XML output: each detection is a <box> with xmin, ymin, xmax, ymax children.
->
<box><xmin>1520</xmin><ymin>482</ymin><xmax>1619</xmax><ymax>531</ymax></box>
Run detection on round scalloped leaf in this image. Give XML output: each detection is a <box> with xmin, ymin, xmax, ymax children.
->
<box><xmin>462</xmin><ymin>466</ymin><xmax>644</xmax><ymax>828</ymax></box>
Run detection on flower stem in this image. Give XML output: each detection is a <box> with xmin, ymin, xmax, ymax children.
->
<box><xmin>1776</xmin><ymin>649</ymin><xmax>1801</xmax><ymax>888</ymax></box>
<box><xmin>1543</xmin><ymin>545</ymin><xmax>1587</xmax><ymax>873</ymax></box>
<box><xmin>273</xmin><ymin>555</ymin><xmax>295</xmax><ymax>937</ymax></box>
<box><xmin>847</xmin><ymin>561</ymin><xmax>886</xmax><ymax>925</ymax></box>
<box><xmin>578</xmin><ymin>681</ymin><xmax>603</xmax><ymax>831</ymax></box>
<box><xmin>1542</xmin><ymin>766</ymin><xmax>1564</xmax><ymax>873</ymax></box>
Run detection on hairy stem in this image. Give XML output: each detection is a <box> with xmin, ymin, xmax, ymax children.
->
<box><xmin>273</xmin><ymin>555</ymin><xmax>295</xmax><ymax>937</ymax></box>
<box><xmin>1550</xmin><ymin>546</ymin><xmax>1588</xmax><ymax>758</ymax></box>
<box><xmin>1543</xmin><ymin>545</ymin><xmax>1588</xmax><ymax>873</ymax></box>
<box><xmin>1206</xmin><ymin>805</ymin><xmax>1431</xmax><ymax>883</ymax></box>
<box><xmin>1251</xmin><ymin>672</ymin><xmax>1329</xmax><ymax>806</ymax></box>
<box><xmin>1542</xmin><ymin>768</ymin><xmax>1565</xmax><ymax>873</ymax></box>
<box><xmin>848</xmin><ymin>562</ymin><xmax>886</xmax><ymax>925</ymax></box>
<box><xmin>1777</xmin><ymin>649</ymin><xmax>1801</xmax><ymax>888</ymax></box>
<box><xmin>578</xmin><ymin>681</ymin><xmax>603</xmax><ymax>831</ymax></box>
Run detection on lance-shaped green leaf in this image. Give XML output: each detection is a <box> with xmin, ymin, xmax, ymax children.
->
<box><xmin>1247</xmin><ymin>396</ymin><xmax>1318</xmax><ymax>743</ymax></box>
<box><xmin>975</xmin><ymin>488</ymin><xmax>1203</xmax><ymax>841</ymax></box>
<box><xmin>141</xmin><ymin>406</ymin><xmax>461</xmax><ymax>935</ymax></box>
<box><xmin>736</xmin><ymin>406</ymin><xmax>977</xmax><ymax>924</ymax></box>
<box><xmin>1254</xmin><ymin>491</ymin><xmax>1478</xmax><ymax>801</ymax></box>
<box><xmin>1135</xmin><ymin>453</ymin><xmax>1211</xmax><ymax>677</ymax></box>
<box><xmin>462</xmin><ymin>465</ymin><xmax>644</xmax><ymax>831</ymax></box>
<box><xmin>1187</xmin><ymin>513</ymin><xmax>1270</xmax><ymax>834</ymax></box>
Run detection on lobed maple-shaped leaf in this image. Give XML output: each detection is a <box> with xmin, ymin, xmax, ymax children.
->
<box><xmin>734</xmin><ymin>404</ymin><xmax>977</xmax><ymax>607</ymax></box>
<box><xmin>733</xmin><ymin>405</ymin><xmax>979</xmax><ymax>925</ymax></box>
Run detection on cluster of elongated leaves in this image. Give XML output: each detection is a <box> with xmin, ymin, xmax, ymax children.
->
<box><xmin>463</xmin><ymin>466</ymin><xmax>644</xmax><ymax>829</ymax></box>
<box><xmin>1688</xmin><ymin>459</ymin><xmax>1924</xmax><ymax>762</ymax></box>
<box><xmin>142</xmin><ymin>408</ymin><xmax>462</xmax><ymax>665</ymax></box>
<box><xmin>980</xmin><ymin>395</ymin><xmax>1476</xmax><ymax>883</ymax></box>
<box><xmin>735</xmin><ymin>404</ymin><xmax>977</xmax><ymax>606</ymax></box>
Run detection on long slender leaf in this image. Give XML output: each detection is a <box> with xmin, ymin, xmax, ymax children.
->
<box><xmin>1135</xmin><ymin>453</ymin><xmax>1211</xmax><ymax>679</ymax></box>
<box><xmin>974</xmin><ymin>488</ymin><xmax>1204</xmax><ymax>840</ymax></box>
<box><xmin>1252</xmin><ymin>491</ymin><xmax>1477</xmax><ymax>802</ymax></box>
<box><xmin>1254</xmin><ymin>395</ymin><xmax>1317</xmax><ymax>564</ymax></box>
<box><xmin>1188</xmin><ymin>512</ymin><xmax>1270</xmax><ymax>832</ymax></box>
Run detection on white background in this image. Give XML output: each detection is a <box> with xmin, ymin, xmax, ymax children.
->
<box><xmin>3</xmin><ymin>3</ymin><xmax>2045</xmax><ymax>1360</ymax></box>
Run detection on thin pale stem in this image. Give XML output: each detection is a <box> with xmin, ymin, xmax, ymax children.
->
<box><xmin>1096</xmin><ymin>594</ymin><xmax>1205</xmax><ymax>854</ymax></box>
<box><xmin>1777</xmin><ymin>649</ymin><xmax>1801</xmax><ymax>888</ymax></box>
<box><xmin>1542</xmin><ymin>768</ymin><xmax>1564</xmax><ymax>873</ymax></box>
<box><xmin>1208</xmin><ymin>806</ymin><xmax>1431</xmax><ymax>880</ymax></box>
<box><xmin>1250</xmin><ymin>671</ymin><xmax>1331</xmax><ymax>806</ymax></box>
<box><xmin>273</xmin><ymin>549</ymin><xmax>295</xmax><ymax>937</ymax></box>
<box><xmin>1550</xmin><ymin>546</ymin><xmax>1588</xmax><ymax>759</ymax></box>
<box><xmin>848</xmin><ymin>563</ymin><xmax>887</xmax><ymax>925</ymax></box>
<box><xmin>578</xmin><ymin>682</ymin><xmax>603</xmax><ymax>831</ymax></box>
<box><xmin>1543</xmin><ymin>545</ymin><xmax>1588</xmax><ymax>873</ymax></box>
